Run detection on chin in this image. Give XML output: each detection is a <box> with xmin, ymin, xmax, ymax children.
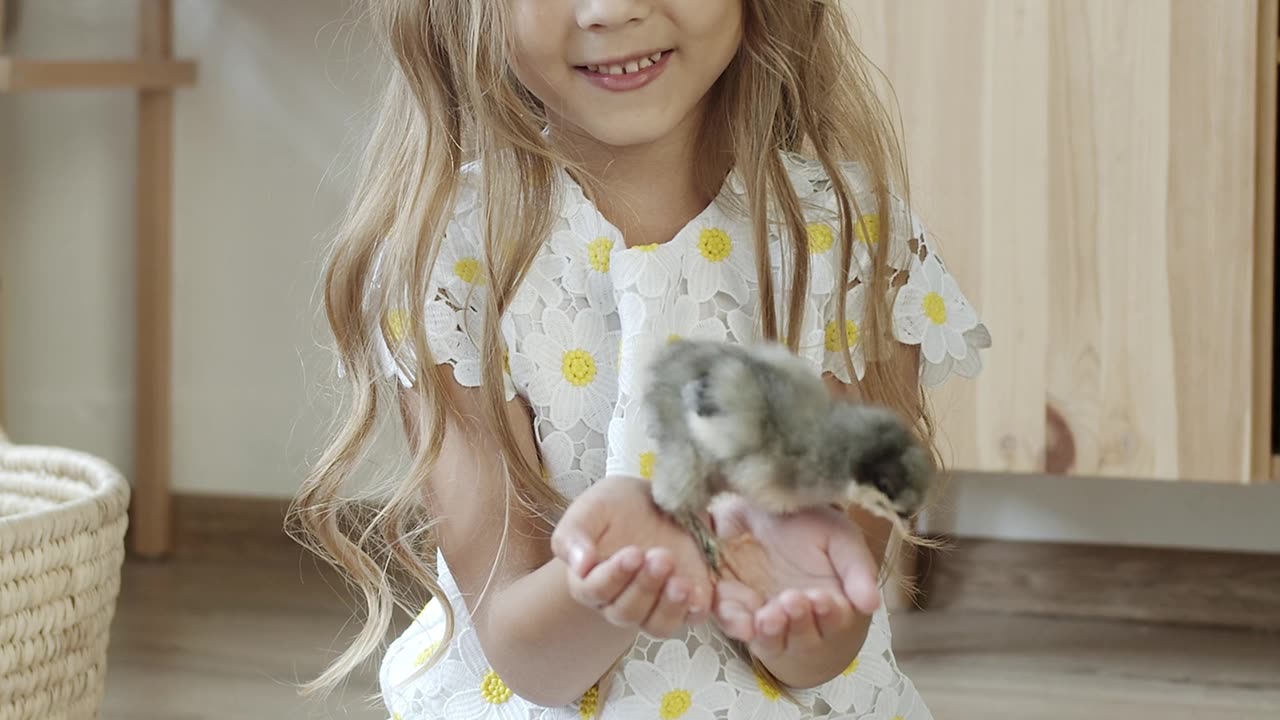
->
<box><xmin>573</xmin><ymin>109</ymin><xmax>688</xmax><ymax>149</ymax></box>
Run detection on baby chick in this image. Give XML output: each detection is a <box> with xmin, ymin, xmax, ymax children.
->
<box><xmin>641</xmin><ymin>338</ymin><xmax>934</xmax><ymax>574</ymax></box>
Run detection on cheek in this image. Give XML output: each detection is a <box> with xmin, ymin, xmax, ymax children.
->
<box><xmin>508</xmin><ymin>5</ymin><xmax>569</xmax><ymax>104</ymax></box>
<box><xmin>680</xmin><ymin>0</ymin><xmax>744</xmax><ymax>62</ymax></box>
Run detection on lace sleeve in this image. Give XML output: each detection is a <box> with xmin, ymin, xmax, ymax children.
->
<box><xmin>818</xmin><ymin>166</ymin><xmax>990</xmax><ymax>387</ymax></box>
<box><xmin>371</xmin><ymin>223</ymin><xmax>517</xmax><ymax>402</ymax></box>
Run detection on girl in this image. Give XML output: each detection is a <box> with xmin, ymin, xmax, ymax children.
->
<box><xmin>292</xmin><ymin>1</ymin><xmax>988</xmax><ymax>719</ymax></box>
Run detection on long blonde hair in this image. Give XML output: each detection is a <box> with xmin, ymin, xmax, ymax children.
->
<box><xmin>288</xmin><ymin>0</ymin><xmax>937</xmax><ymax>701</ymax></box>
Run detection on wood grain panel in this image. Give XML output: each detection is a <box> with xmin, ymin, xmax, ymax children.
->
<box><xmin>845</xmin><ymin>1</ymin><xmax>1050</xmax><ymax>475</ymax></box>
<box><xmin>847</xmin><ymin>0</ymin><xmax>1264</xmax><ymax>482</ymax></box>
<box><xmin>1165</xmin><ymin>1</ymin><xmax>1258</xmax><ymax>482</ymax></box>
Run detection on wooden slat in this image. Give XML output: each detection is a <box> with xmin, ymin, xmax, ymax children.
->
<box><xmin>921</xmin><ymin>538</ymin><xmax>1280</xmax><ymax>632</ymax></box>
<box><xmin>131</xmin><ymin>0</ymin><xmax>176</xmax><ymax>559</ymax></box>
<box><xmin>848</xmin><ymin>1</ymin><xmax>1261</xmax><ymax>483</ymax></box>
<box><xmin>1256</xmin><ymin>0</ymin><xmax>1279</xmax><ymax>483</ymax></box>
<box><xmin>0</xmin><ymin>58</ymin><xmax>195</xmax><ymax>92</ymax></box>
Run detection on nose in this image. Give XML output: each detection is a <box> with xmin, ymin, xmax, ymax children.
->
<box><xmin>575</xmin><ymin>0</ymin><xmax>651</xmax><ymax>30</ymax></box>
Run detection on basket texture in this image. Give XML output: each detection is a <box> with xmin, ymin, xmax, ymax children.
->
<box><xmin>0</xmin><ymin>428</ymin><xmax>130</xmax><ymax>720</ymax></box>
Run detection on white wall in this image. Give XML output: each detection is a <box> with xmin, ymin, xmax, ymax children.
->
<box><xmin>1</xmin><ymin>0</ymin><xmax>375</xmax><ymax>498</ymax></box>
<box><xmin>2</xmin><ymin>2</ymin><xmax>1277</xmax><ymax>551</ymax></box>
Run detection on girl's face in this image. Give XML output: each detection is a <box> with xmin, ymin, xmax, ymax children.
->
<box><xmin>510</xmin><ymin>0</ymin><xmax>744</xmax><ymax>149</ymax></box>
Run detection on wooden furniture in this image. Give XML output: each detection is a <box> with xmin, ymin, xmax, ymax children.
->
<box><xmin>846</xmin><ymin>0</ymin><xmax>1279</xmax><ymax>484</ymax></box>
<box><xmin>0</xmin><ymin>0</ymin><xmax>194</xmax><ymax>557</ymax></box>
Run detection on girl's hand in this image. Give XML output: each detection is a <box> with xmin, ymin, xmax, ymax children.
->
<box><xmin>709</xmin><ymin>495</ymin><xmax>880</xmax><ymax>659</ymax></box>
<box><xmin>551</xmin><ymin>476</ymin><xmax>714</xmax><ymax>638</ymax></box>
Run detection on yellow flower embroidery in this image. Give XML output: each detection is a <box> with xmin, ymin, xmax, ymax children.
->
<box><xmin>923</xmin><ymin>292</ymin><xmax>947</xmax><ymax>324</ymax></box>
<box><xmin>562</xmin><ymin>349</ymin><xmax>599</xmax><ymax>387</ymax></box>
<box><xmin>503</xmin><ymin>349</ymin><xmax>512</xmax><ymax>375</ymax></box>
<box><xmin>842</xmin><ymin>657</ymin><xmax>861</xmax><ymax>676</ymax></box>
<box><xmin>579</xmin><ymin>684</ymin><xmax>600</xmax><ymax>719</ymax></box>
<box><xmin>698</xmin><ymin>228</ymin><xmax>734</xmax><ymax>262</ymax></box>
<box><xmin>659</xmin><ymin>688</ymin><xmax>693</xmax><ymax>719</ymax></box>
<box><xmin>454</xmin><ymin>256</ymin><xmax>484</xmax><ymax>284</ymax></box>
<box><xmin>855</xmin><ymin>214</ymin><xmax>880</xmax><ymax>246</ymax></box>
<box><xmin>640</xmin><ymin>452</ymin><xmax>656</xmax><ymax>480</ymax></box>
<box><xmin>807</xmin><ymin>223</ymin><xmax>835</xmax><ymax>254</ymax></box>
<box><xmin>393</xmin><ymin>714</ymin><xmax>403</xmax><ymax>720</ymax></box>
<box><xmin>755</xmin><ymin>670</ymin><xmax>783</xmax><ymax>701</ymax></box>
<box><xmin>413</xmin><ymin>641</ymin><xmax>441</xmax><ymax>668</ymax></box>
<box><xmin>480</xmin><ymin>669</ymin><xmax>513</xmax><ymax>704</ymax></box>
<box><xmin>666</xmin><ymin>333</ymin><xmax>682</xmax><ymax>344</ymax></box>
<box><xmin>635</xmin><ymin>243</ymin><xmax>660</xmax><ymax>253</ymax></box>
<box><xmin>386</xmin><ymin>309</ymin><xmax>410</xmax><ymax>343</ymax></box>
<box><xmin>588</xmin><ymin>237</ymin><xmax>614</xmax><ymax>272</ymax></box>
<box><xmin>825</xmin><ymin>319</ymin><xmax>860</xmax><ymax>352</ymax></box>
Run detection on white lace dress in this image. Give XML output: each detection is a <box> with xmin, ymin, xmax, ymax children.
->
<box><xmin>376</xmin><ymin>153</ymin><xmax>989</xmax><ymax>720</ymax></box>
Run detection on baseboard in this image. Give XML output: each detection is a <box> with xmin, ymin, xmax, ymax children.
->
<box><xmin>920</xmin><ymin>537</ymin><xmax>1280</xmax><ymax>631</ymax></box>
<box><xmin>169</xmin><ymin>493</ymin><xmax>297</xmax><ymax>560</ymax></box>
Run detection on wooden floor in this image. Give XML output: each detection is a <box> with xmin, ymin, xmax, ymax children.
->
<box><xmin>102</xmin><ymin>549</ymin><xmax>1280</xmax><ymax>720</ymax></box>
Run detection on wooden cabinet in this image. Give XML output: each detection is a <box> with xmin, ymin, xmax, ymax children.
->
<box><xmin>845</xmin><ymin>0</ymin><xmax>1277</xmax><ymax>483</ymax></box>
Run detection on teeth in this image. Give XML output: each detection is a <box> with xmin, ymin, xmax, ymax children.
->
<box><xmin>586</xmin><ymin>52</ymin><xmax>666</xmax><ymax>76</ymax></box>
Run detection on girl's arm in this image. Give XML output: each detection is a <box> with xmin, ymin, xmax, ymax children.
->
<box><xmin>399</xmin><ymin>367</ymin><xmax>701</xmax><ymax>707</ymax></box>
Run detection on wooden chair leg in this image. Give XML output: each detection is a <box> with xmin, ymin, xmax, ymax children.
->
<box><xmin>130</xmin><ymin>0</ymin><xmax>175</xmax><ymax>559</ymax></box>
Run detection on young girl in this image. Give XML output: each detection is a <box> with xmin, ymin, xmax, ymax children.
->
<box><xmin>292</xmin><ymin>1</ymin><xmax>988</xmax><ymax>719</ymax></box>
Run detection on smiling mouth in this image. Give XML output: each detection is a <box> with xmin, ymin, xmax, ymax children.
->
<box><xmin>576</xmin><ymin>50</ymin><xmax>672</xmax><ymax>76</ymax></box>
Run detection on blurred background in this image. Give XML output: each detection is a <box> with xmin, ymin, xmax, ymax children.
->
<box><xmin>0</xmin><ymin>1</ymin><xmax>1277</xmax><ymax>719</ymax></box>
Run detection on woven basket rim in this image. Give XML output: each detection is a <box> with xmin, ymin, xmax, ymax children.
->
<box><xmin>0</xmin><ymin>443</ymin><xmax>130</xmax><ymax>533</ymax></box>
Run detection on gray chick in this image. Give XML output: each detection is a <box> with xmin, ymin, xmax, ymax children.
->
<box><xmin>641</xmin><ymin>337</ymin><xmax>934</xmax><ymax>574</ymax></box>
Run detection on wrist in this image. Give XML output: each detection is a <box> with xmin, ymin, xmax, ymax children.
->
<box><xmin>756</xmin><ymin>620</ymin><xmax>870</xmax><ymax>690</ymax></box>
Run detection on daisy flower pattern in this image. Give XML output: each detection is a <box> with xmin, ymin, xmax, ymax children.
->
<box><xmin>555</xmin><ymin>204</ymin><xmax>623</xmax><ymax>314</ymax></box>
<box><xmin>610</xmin><ymin>234</ymin><xmax>685</xmax><ymax>299</ymax></box>
<box><xmin>685</xmin><ymin>215</ymin><xmax>755</xmax><ymax>305</ymax></box>
<box><xmin>812</xmin><ymin>622</ymin><xmax>896</xmax><ymax>715</ymax></box>
<box><xmin>609</xmin><ymin>642</ymin><xmax>734</xmax><ymax>720</ymax></box>
<box><xmin>920</xmin><ymin>321</ymin><xmax>991</xmax><ymax>387</ymax></box>
<box><xmin>522</xmin><ymin>307</ymin><xmax>617</xmax><ymax>433</ymax></box>
<box><xmin>539</xmin><ymin>429</ymin><xmax>605</xmax><ymax>499</ymax></box>
<box><xmin>607</xmin><ymin>402</ymin><xmax>660</xmax><ymax>481</ymax></box>
<box><xmin>767</xmin><ymin>223</ymin><xmax>839</xmax><ymax>298</ymax></box>
<box><xmin>892</xmin><ymin>254</ymin><xmax>978</xmax><ymax>366</ymax></box>
<box><xmin>724</xmin><ymin>657</ymin><xmax>812</xmax><ymax>720</ymax></box>
<box><xmin>440</xmin><ymin>628</ymin><xmax>530</xmax><ymax>720</ymax></box>
<box><xmin>824</xmin><ymin>283</ymin><xmax>870</xmax><ymax>383</ymax></box>
<box><xmin>433</xmin><ymin>218</ymin><xmax>489</xmax><ymax>306</ymax></box>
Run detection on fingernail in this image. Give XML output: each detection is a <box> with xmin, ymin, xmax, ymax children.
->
<box><xmin>621</xmin><ymin>550</ymin><xmax>642</xmax><ymax>571</ymax></box>
<box><xmin>667</xmin><ymin>585</ymin><xmax>688</xmax><ymax>602</ymax></box>
<box><xmin>569</xmin><ymin>547</ymin><xmax>585</xmax><ymax>572</ymax></box>
<box><xmin>762</xmin><ymin>618</ymin><xmax>783</xmax><ymax>635</ymax></box>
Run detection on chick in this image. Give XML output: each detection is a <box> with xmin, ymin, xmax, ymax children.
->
<box><xmin>641</xmin><ymin>338</ymin><xmax>934</xmax><ymax>574</ymax></box>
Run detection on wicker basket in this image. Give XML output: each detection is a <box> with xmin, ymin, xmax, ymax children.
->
<box><xmin>0</xmin><ymin>427</ymin><xmax>130</xmax><ymax>720</ymax></box>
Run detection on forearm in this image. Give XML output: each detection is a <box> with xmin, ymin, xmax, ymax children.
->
<box><xmin>474</xmin><ymin>556</ymin><xmax>637</xmax><ymax>707</ymax></box>
<box><xmin>761</xmin><ymin>614</ymin><xmax>872</xmax><ymax>689</ymax></box>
